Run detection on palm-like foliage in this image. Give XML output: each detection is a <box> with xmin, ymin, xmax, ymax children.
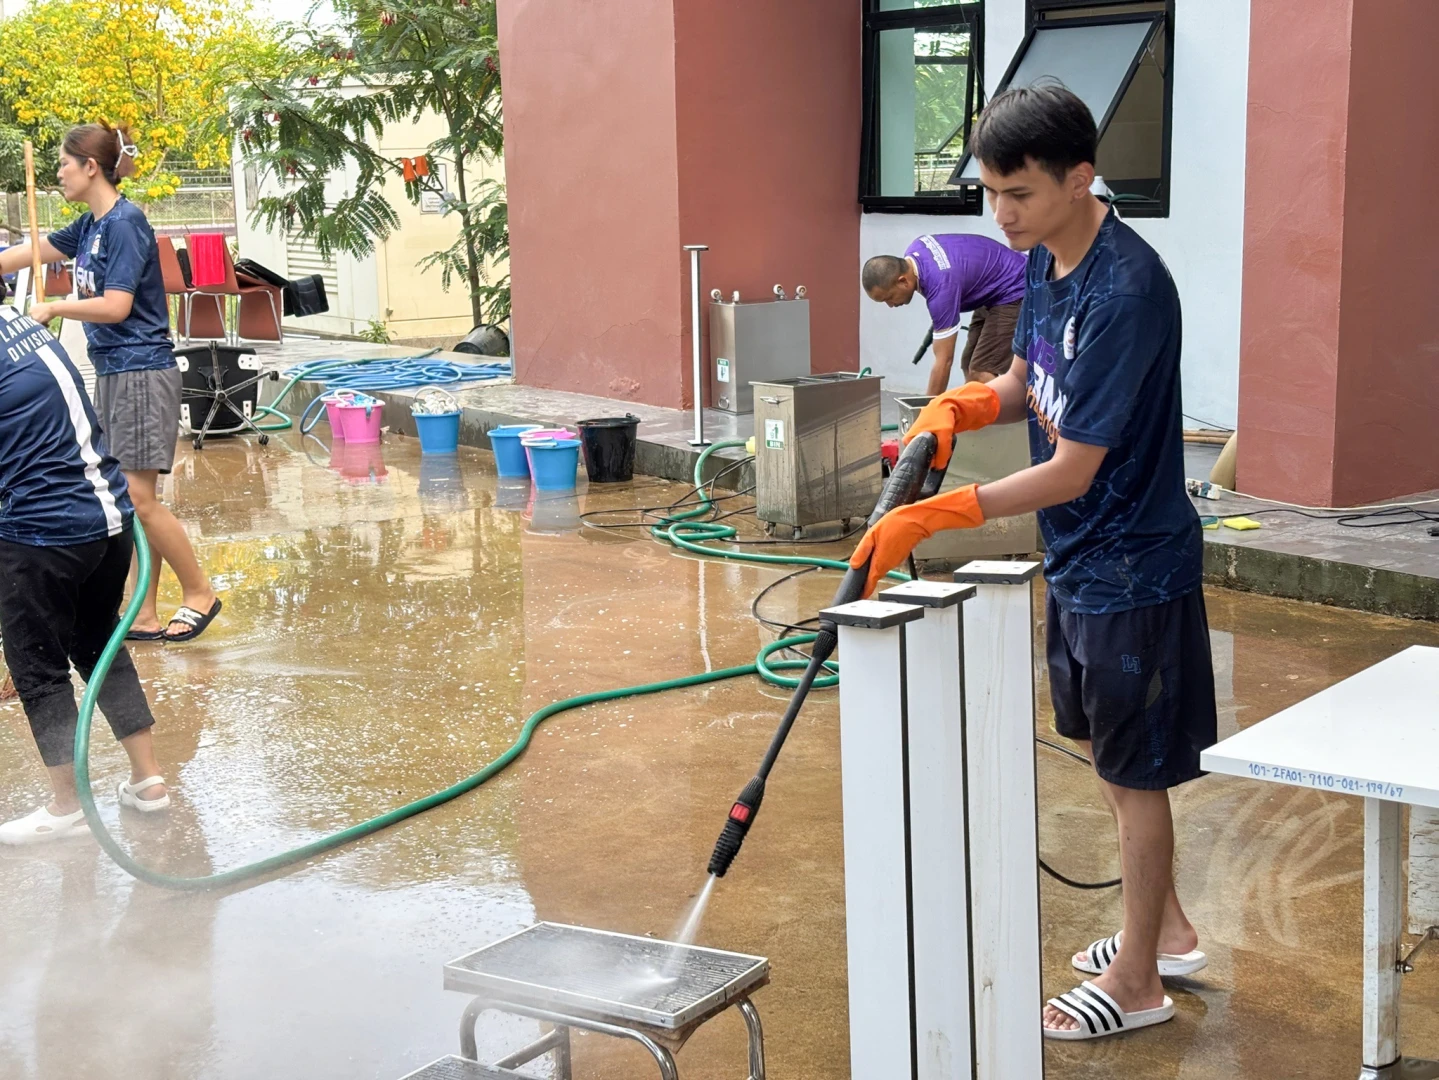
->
<box><xmin>226</xmin><ymin>0</ymin><xmax>507</xmax><ymax>326</ymax></box>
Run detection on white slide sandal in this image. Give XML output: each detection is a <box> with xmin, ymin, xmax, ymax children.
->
<box><xmin>1074</xmin><ymin>931</ymin><xmax>1208</xmax><ymax>977</ymax></box>
<box><xmin>117</xmin><ymin>776</ymin><xmax>170</xmax><ymax>812</ymax></box>
<box><xmin>0</xmin><ymin>805</ymin><xmax>89</xmax><ymax>845</ymax></box>
<box><xmin>1044</xmin><ymin>981</ymin><xmax>1175</xmax><ymax>1041</ymax></box>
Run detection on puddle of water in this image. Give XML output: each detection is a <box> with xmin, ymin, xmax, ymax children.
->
<box><xmin>0</xmin><ymin>432</ymin><xmax>1437</xmax><ymax>1079</ymax></box>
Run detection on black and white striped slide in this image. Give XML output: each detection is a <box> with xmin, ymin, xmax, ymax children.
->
<box><xmin>1043</xmin><ymin>980</ymin><xmax>1174</xmax><ymax>1042</ymax></box>
<box><xmin>1074</xmin><ymin>931</ymin><xmax>1208</xmax><ymax>977</ymax></box>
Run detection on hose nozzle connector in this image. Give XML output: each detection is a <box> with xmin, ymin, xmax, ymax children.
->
<box><xmin>707</xmin><ymin>775</ymin><xmax>766</xmax><ymax>877</ymax></box>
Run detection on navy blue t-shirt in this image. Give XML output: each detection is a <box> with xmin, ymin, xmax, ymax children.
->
<box><xmin>0</xmin><ymin>306</ymin><xmax>132</xmax><ymax>546</ymax></box>
<box><xmin>1012</xmin><ymin>210</ymin><xmax>1201</xmax><ymax>615</ymax></box>
<box><xmin>49</xmin><ymin>198</ymin><xmax>176</xmax><ymax>377</ymax></box>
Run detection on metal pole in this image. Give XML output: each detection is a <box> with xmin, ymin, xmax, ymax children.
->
<box><xmin>22</xmin><ymin>140</ymin><xmax>45</xmax><ymax>310</ymax></box>
<box><xmin>684</xmin><ymin>243</ymin><xmax>709</xmax><ymax>447</ymax></box>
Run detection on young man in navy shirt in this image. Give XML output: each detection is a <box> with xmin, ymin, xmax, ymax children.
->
<box><xmin>850</xmin><ymin>84</ymin><xmax>1215</xmax><ymax>1041</ymax></box>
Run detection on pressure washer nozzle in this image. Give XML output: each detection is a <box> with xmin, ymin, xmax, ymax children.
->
<box><xmin>707</xmin><ymin>775</ymin><xmax>766</xmax><ymax>877</ymax></box>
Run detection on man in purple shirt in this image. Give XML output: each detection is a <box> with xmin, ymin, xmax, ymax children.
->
<box><xmin>864</xmin><ymin>233</ymin><xmax>1028</xmax><ymax>394</ymax></box>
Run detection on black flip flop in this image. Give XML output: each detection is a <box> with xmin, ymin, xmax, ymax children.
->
<box><xmin>163</xmin><ymin>598</ymin><xmax>223</xmax><ymax>643</ymax></box>
<box><xmin>125</xmin><ymin>628</ymin><xmax>167</xmax><ymax>642</ymax></box>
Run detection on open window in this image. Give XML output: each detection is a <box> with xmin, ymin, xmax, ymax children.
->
<box><xmin>950</xmin><ymin>1</ymin><xmax>1173</xmax><ymax>217</ymax></box>
<box><xmin>859</xmin><ymin>1</ymin><xmax>986</xmax><ymax>213</ymax></box>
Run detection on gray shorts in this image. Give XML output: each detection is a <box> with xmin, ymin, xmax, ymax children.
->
<box><xmin>95</xmin><ymin>367</ymin><xmax>183</xmax><ymax>474</ymax></box>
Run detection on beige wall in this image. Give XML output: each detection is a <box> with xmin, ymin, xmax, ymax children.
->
<box><xmin>233</xmin><ymin>97</ymin><xmax>505</xmax><ymax>340</ymax></box>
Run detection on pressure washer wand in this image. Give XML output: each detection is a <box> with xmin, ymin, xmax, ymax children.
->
<box><xmin>707</xmin><ymin>431</ymin><xmax>948</xmax><ymax>877</ymax></box>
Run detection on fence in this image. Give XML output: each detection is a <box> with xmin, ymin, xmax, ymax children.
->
<box><xmin>2</xmin><ymin>170</ymin><xmax>237</xmax><ymax>240</ymax></box>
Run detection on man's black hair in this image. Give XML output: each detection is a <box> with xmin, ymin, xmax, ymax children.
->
<box><xmin>969</xmin><ymin>83</ymin><xmax>1097</xmax><ymax>183</ymax></box>
<box><xmin>861</xmin><ymin>255</ymin><xmax>908</xmax><ymax>292</ymax></box>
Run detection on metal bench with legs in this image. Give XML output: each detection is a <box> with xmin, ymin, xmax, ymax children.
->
<box><xmin>400</xmin><ymin>922</ymin><xmax>769</xmax><ymax>1080</ymax></box>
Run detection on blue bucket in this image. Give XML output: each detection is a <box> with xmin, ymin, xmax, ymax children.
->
<box><xmin>526</xmin><ymin>438</ymin><xmax>582</xmax><ymax>491</ymax></box>
<box><xmin>414</xmin><ymin>411</ymin><xmax>461</xmax><ymax>454</ymax></box>
<box><xmin>487</xmin><ymin>424</ymin><xmax>542</xmax><ymax>477</ymax></box>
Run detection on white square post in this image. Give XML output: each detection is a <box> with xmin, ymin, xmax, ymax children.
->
<box><xmin>825</xmin><ymin>598</ymin><xmax>926</xmax><ymax>1080</ymax></box>
<box><xmin>952</xmin><ymin>560</ymin><xmax>1044</xmax><ymax>1080</ymax></box>
<box><xmin>1364</xmin><ymin>796</ymin><xmax>1404</xmax><ymax>1073</ymax></box>
<box><xmin>879</xmin><ymin>580</ymin><xmax>978</xmax><ymax>1080</ymax></box>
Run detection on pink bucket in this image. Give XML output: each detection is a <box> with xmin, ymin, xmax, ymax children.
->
<box><xmin>336</xmin><ymin>400</ymin><xmax>385</xmax><ymax>444</ymax></box>
<box><xmin>325</xmin><ymin>399</ymin><xmax>347</xmax><ymax>438</ymax></box>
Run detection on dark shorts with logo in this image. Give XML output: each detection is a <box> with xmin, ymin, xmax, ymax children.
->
<box><xmin>1046</xmin><ymin>588</ymin><xmax>1217</xmax><ymax>791</ymax></box>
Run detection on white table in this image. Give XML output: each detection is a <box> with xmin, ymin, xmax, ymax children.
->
<box><xmin>1201</xmin><ymin>645</ymin><xmax>1439</xmax><ymax>1080</ymax></box>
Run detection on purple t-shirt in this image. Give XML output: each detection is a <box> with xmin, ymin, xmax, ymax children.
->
<box><xmin>904</xmin><ymin>233</ymin><xmax>1027</xmax><ymax>341</ymax></box>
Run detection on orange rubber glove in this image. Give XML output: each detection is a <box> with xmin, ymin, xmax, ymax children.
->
<box><xmin>849</xmin><ymin>483</ymin><xmax>986</xmax><ymax>598</ymax></box>
<box><xmin>902</xmin><ymin>382</ymin><xmax>1002</xmax><ymax>471</ymax></box>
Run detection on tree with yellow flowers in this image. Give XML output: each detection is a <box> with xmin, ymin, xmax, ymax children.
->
<box><xmin>0</xmin><ymin>0</ymin><xmax>279</xmax><ymax>196</ymax></box>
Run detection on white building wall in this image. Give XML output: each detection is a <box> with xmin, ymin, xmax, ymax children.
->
<box><xmin>860</xmin><ymin>0</ymin><xmax>1250</xmax><ymax>429</ymax></box>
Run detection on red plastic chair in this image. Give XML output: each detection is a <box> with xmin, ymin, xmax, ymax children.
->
<box><xmin>190</xmin><ymin>233</ymin><xmax>283</xmax><ymax>343</ymax></box>
<box><xmin>43</xmin><ymin>261</ymin><xmax>72</xmax><ymax>298</ymax></box>
<box><xmin>157</xmin><ymin>236</ymin><xmax>224</xmax><ymax>341</ymax></box>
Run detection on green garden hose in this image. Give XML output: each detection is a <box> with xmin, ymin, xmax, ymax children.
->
<box><xmin>73</xmin><ymin>442</ymin><xmax>888</xmax><ymax>890</ymax></box>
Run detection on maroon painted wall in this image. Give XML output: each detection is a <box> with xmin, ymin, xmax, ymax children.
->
<box><xmin>499</xmin><ymin>0</ymin><xmax>862</xmax><ymax>409</ymax></box>
<box><xmin>1238</xmin><ymin>0</ymin><xmax>1439</xmax><ymax>504</ymax></box>
<box><xmin>1235</xmin><ymin>0</ymin><xmax>1352</xmax><ymax>505</ymax></box>
<box><xmin>673</xmin><ymin>0</ymin><xmax>862</xmax><ymax>384</ymax></box>
<box><xmin>498</xmin><ymin>0</ymin><xmax>686</xmax><ymax>404</ymax></box>
<box><xmin>1332</xmin><ymin>0</ymin><xmax>1439</xmax><ymax>503</ymax></box>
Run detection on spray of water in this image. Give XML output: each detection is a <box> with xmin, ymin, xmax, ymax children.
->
<box><xmin>593</xmin><ymin>876</ymin><xmax>723</xmax><ymax>1003</ymax></box>
<box><xmin>673</xmin><ymin>873</ymin><xmax>719</xmax><ymax>947</ymax></box>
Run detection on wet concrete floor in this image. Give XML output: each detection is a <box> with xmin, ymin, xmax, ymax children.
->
<box><xmin>1</xmin><ymin>432</ymin><xmax>1437</xmax><ymax>1079</ymax></box>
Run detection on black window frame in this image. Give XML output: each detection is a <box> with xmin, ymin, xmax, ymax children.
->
<box><xmin>949</xmin><ymin>0</ymin><xmax>1176</xmax><ymax>218</ymax></box>
<box><xmin>859</xmin><ymin>2</ymin><xmax>987</xmax><ymax>215</ymax></box>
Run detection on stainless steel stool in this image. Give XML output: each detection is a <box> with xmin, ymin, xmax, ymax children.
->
<box><xmin>442</xmin><ymin>922</ymin><xmax>769</xmax><ymax>1079</ymax></box>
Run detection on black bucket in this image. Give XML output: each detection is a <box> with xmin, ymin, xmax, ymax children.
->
<box><xmin>577</xmin><ymin>414</ymin><xmax>640</xmax><ymax>483</ymax></box>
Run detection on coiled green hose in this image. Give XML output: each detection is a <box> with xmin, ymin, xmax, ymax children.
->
<box><xmin>73</xmin><ymin>441</ymin><xmax>891</xmax><ymax>890</ymax></box>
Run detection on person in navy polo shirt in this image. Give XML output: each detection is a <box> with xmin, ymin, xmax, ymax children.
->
<box><xmin>0</xmin><ymin>122</ymin><xmax>220</xmax><ymax>644</ymax></box>
<box><xmin>0</xmin><ymin>305</ymin><xmax>171</xmax><ymax>844</ymax></box>
<box><xmin>849</xmin><ymin>85</ymin><xmax>1215</xmax><ymax>1043</ymax></box>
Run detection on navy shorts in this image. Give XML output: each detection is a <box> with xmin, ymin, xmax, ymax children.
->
<box><xmin>1046</xmin><ymin>588</ymin><xmax>1218</xmax><ymax>791</ymax></box>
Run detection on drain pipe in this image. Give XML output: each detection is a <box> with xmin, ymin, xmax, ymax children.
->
<box><xmin>684</xmin><ymin>244</ymin><xmax>710</xmax><ymax>447</ymax></box>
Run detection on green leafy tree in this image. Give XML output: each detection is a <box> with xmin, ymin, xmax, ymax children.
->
<box><xmin>0</xmin><ymin>122</ymin><xmax>28</xmax><ymax>195</ymax></box>
<box><xmin>0</xmin><ymin>0</ymin><xmax>278</xmax><ymax>176</ymax></box>
<box><xmin>227</xmin><ymin>0</ymin><xmax>508</xmax><ymax>326</ymax></box>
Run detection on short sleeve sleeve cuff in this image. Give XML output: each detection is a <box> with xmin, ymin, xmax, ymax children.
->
<box><xmin>48</xmin><ymin>220</ymin><xmax>82</xmax><ymax>259</ymax></box>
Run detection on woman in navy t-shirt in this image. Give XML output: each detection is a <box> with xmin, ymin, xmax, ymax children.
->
<box><xmin>0</xmin><ymin>123</ymin><xmax>220</xmax><ymax>644</ymax></box>
<box><xmin>0</xmin><ymin>306</ymin><xmax>170</xmax><ymax>844</ymax></box>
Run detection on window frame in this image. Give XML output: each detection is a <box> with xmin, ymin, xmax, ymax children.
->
<box><xmin>859</xmin><ymin>2</ymin><xmax>987</xmax><ymax>215</ymax></box>
<box><xmin>948</xmin><ymin>0</ymin><xmax>1176</xmax><ymax>218</ymax></box>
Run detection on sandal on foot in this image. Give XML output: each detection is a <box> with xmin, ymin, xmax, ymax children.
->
<box><xmin>117</xmin><ymin>776</ymin><xmax>170</xmax><ymax>812</ymax></box>
<box><xmin>0</xmin><ymin>805</ymin><xmax>89</xmax><ymax>845</ymax></box>
<box><xmin>1044</xmin><ymin>981</ymin><xmax>1174</xmax><ymax>1041</ymax></box>
<box><xmin>164</xmin><ymin>598</ymin><xmax>222</xmax><ymax>643</ymax></box>
<box><xmin>1073</xmin><ymin>931</ymin><xmax>1208</xmax><ymax>977</ymax></box>
<box><xmin>126</xmin><ymin>628</ymin><xmax>167</xmax><ymax>642</ymax></box>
